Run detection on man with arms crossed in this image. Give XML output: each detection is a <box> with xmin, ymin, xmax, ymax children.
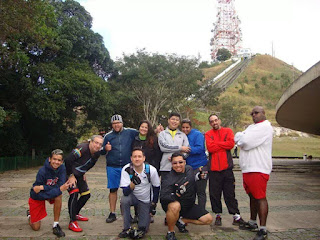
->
<box><xmin>235</xmin><ymin>106</ymin><xmax>273</xmax><ymax>240</ymax></box>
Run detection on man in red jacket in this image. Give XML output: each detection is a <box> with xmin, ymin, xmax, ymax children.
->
<box><xmin>205</xmin><ymin>114</ymin><xmax>244</xmax><ymax>227</ymax></box>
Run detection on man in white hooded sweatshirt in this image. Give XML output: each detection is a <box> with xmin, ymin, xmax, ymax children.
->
<box><xmin>234</xmin><ymin>106</ymin><xmax>273</xmax><ymax>240</ymax></box>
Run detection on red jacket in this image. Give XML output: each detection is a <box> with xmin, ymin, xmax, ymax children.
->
<box><xmin>205</xmin><ymin>127</ymin><xmax>235</xmax><ymax>171</ymax></box>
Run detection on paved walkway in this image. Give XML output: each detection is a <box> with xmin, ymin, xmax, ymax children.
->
<box><xmin>0</xmin><ymin>158</ymin><xmax>320</xmax><ymax>239</ymax></box>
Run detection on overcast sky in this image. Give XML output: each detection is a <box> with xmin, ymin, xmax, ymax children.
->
<box><xmin>76</xmin><ymin>0</ymin><xmax>320</xmax><ymax>72</ymax></box>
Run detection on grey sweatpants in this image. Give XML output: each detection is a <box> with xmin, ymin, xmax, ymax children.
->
<box><xmin>120</xmin><ymin>193</ymin><xmax>150</xmax><ymax>230</ymax></box>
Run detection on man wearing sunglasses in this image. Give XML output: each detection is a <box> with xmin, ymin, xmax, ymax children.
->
<box><xmin>235</xmin><ymin>106</ymin><xmax>273</xmax><ymax>240</ymax></box>
<box><xmin>160</xmin><ymin>152</ymin><xmax>213</xmax><ymax>240</ymax></box>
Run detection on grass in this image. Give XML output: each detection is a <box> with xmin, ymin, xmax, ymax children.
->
<box><xmin>201</xmin><ymin>54</ymin><xmax>303</xmax><ymax>127</ymax></box>
<box><xmin>272</xmin><ymin>136</ymin><xmax>320</xmax><ymax>157</ymax></box>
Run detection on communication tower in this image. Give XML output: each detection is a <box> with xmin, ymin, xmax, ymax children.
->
<box><xmin>210</xmin><ymin>0</ymin><xmax>242</xmax><ymax>61</ymax></box>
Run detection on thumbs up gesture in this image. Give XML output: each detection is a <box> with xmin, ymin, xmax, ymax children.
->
<box><xmin>105</xmin><ymin>141</ymin><xmax>112</xmax><ymax>151</ymax></box>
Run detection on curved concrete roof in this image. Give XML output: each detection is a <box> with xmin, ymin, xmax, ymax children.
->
<box><xmin>276</xmin><ymin>61</ymin><xmax>320</xmax><ymax>135</ymax></box>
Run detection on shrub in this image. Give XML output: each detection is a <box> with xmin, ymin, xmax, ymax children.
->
<box><xmin>261</xmin><ymin>76</ymin><xmax>267</xmax><ymax>85</ymax></box>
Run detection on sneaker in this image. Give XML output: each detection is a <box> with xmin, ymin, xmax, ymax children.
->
<box><xmin>175</xmin><ymin>219</ymin><xmax>188</xmax><ymax>233</ymax></box>
<box><xmin>232</xmin><ymin>217</ymin><xmax>246</xmax><ymax>226</ymax></box>
<box><xmin>131</xmin><ymin>215</ymin><xmax>139</xmax><ymax>224</ymax></box>
<box><xmin>253</xmin><ymin>229</ymin><xmax>268</xmax><ymax>240</ymax></box>
<box><xmin>53</xmin><ymin>224</ymin><xmax>65</xmax><ymax>238</ymax></box>
<box><xmin>76</xmin><ymin>214</ymin><xmax>89</xmax><ymax>221</ymax></box>
<box><xmin>26</xmin><ymin>210</ymin><xmax>30</xmax><ymax>219</ymax></box>
<box><xmin>128</xmin><ymin>227</ymin><xmax>146</xmax><ymax>239</ymax></box>
<box><xmin>239</xmin><ymin>221</ymin><xmax>259</xmax><ymax>232</ymax></box>
<box><xmin>215</xmin><ymin>215</ymin><xmax>222</xmax><ymax>226</ymax></box>
<box><xmin>166</xmin><ymin>232</ymin><xmax>177</xmax><ymax>240</ymax></box>
<box><xmin>106</xmin><ymin>212</ymin><xmax>117</xmax><ymax>223</ymax></box>
<box><xmin>118</xmin><ymin>228</ymin><xmax>131</xmax><ymax>238</ymax></box>
<box><xmin>69</xmin><ymin>221</ymin><xmax>83</xmax><ymax>232</ymax></box>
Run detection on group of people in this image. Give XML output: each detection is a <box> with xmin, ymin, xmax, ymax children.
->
<box><xmin>27</xmin><ymin>106</ymin><xmax>273</xmax><ymax>240</ymax></box>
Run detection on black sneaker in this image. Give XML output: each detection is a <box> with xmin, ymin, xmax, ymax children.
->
<box><xmin>239</xmin><ymin>221</ymin><xmax>259</xmax><ymax>232</ymax></box>
<box><xmin>106</xmin><ymin>212</ymin><xmax>117</xmax><ymax>223</ymax></box>
<box><xmin>215</xmin><ymin>215</ymin><xmax>222</xmax><ymax>226</ymax></box>
<box><xmin>118</xmin><ymin>228</ymin><xmax>131</xmax><ymax>238</ymax></box>
<box><xmin>131</xmin><ymin>215</ymin><xmax>139</xmax><ymax>224</ymax></box>
<box><xmin>175</xmin><ymin>219</ymin><xmax>188</xmax><ymax>233</ymax></box>
<box><xmin>128</xmin><ymin>227</ymin><xmax>146</xmax><ymax>239</ymax></box>
<box><xmin>232</xmin><ymin>217</ymin><xmax>246</xmax><ymax>226</ymax></box>
<box><xmin>26</xmin><ymin>210</ymin><xmax>30</xmax><ymax>218</ymax></box>
<box><xmin>166</xmin><ymin>232</ymin><xmax>177</xmax><ymax>240</ymax></box>
<box><xmin>53</xmin><ymin>224</ymin><xmax>65</xmax><ymax>238</ymax></box>
<box><xmin>253</xmin><ymin>229</ymin><xmax>268</xmax><ymax>240</ymax></box>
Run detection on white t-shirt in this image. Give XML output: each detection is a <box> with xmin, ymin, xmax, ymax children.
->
<box><xmin>120</xmin><ymin>163</ymin><xmax>160</xmax><ymax>203</ymax></box>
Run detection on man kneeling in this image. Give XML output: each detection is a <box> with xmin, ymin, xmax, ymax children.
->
<box><xmin>119</xmin><ymin>147</ymin><xmax>160</xmax><ymax>238</ymax></box>
<box><xmin>160</xmin><ymin>152</ymin><xmax>213</xmax><ymax>240</ymax></box>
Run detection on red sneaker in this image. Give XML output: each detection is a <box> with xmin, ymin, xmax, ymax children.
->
<box><xmin>69</xmin><ymin>221</ymin><xmax>83</xmax><ymax>232</ymax></box>
<box><xmin>76</xmin><ymin>214</ymin><xmax>89</xmax><ymax>221</ymax></box>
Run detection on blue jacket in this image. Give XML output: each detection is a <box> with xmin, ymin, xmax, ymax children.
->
<box><xmin>30</xmin><ymin>158</ymin><xmax>66</xmax><ymax>201</ymax></box>
<box><xmin>101</xmin><ymin>127</ymin><xmax>138</xmax><ymax>167</ymax></box>
<box><xmin>186</xmin><ymin>128</ymin><xmax>208</xmax><ymax>169</ymax></box>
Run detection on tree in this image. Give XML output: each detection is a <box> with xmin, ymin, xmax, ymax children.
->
<box><xmin>216</xmin><ymin>48</ymin><xmax>231</xmax><ymax>61</ymax></box>
<box><xmin>0</xmin><ymin>0</ymin><xmax>115</xmax><ymax>156</ymax></box>
<box><xmin>219</xmin><ymin>96</ymin><xmax>244</xmax><ymax>129</ymax></box>
<box><xmin>112</xmin><ymin>50</ymin><xmax>203</xmax><ymax>127</ymax></box>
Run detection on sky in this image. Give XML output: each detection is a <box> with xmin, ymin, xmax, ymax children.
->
<box><xmin>76</xmin><ymin>0</ymin><xmax>320</xmax><ymax>72</ymax></box>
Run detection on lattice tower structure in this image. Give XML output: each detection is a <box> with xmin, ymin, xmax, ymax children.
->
<box><xmin>210</xmin><ymin>0</ymin><xmax>242</xmax><ymax>61</ymax></box>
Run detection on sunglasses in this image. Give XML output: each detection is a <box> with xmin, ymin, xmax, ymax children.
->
<box><xmin>172</xmin><ymin>161</ymin><xmax>184</xmax><ymax>165</ymax></box>
<box><xmin>250</xmin><ymin>111</ymin><xmax>260</xmax><ymax>116</ymax></box>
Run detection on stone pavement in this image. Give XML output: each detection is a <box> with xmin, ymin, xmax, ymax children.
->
<box><xmin>0</xmin><ymin>157</ymin><xmax>320</xmax><ymax>240</ymax></box>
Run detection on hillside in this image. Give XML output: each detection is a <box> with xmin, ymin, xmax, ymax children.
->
<box><xmin>195</xmin><ymin>54</ymin><xmax>302</xmax><ymax>132</ymax></box>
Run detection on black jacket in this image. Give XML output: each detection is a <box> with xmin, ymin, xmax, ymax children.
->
<box><xmin>132</xmin><ymin>135</ymin><xmax>162</xmax><ymax>171</ymax></box>
<box><xmin>160</xmin><ymin>165</ymin><xmax>196</xmax><ymax>209</ymax></box>
<box><xmin>64</xmin><ymin>143</ymin><xmax>100</xmax><ymax>177</ymax></box>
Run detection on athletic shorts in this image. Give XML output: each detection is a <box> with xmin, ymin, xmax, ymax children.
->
<box><xmin>243</xmin><ymin>172</ymin><xmax>269</xmax><ymax>199</ymax></box>
<box><xmin>161</xmin><ymin>202</ymin><xmax>209</xmax><ymax>220</ymax></box>
<box><xmin>106</xmin><ymin>166</ymin><xmax>122</xmax><ymax>189</ymax></box>
<box><xmin>28</xmin><ymin>197</ymin><xmax>55</xmax><ymax>223</ymax></box>
<box><xmin>68</xmin><ymin>175</ymin><xmax>90</xmax><ymax>196</ymax></box>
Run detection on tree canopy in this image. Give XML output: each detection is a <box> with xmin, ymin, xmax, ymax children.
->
<box><xmin>216</xmin><ymin>48</ymin><xmax>232</xmax><ymax>61</ymax></box>
<box><xmin>0</xmin><ymin>0</ymin><xmax>115</xmax><ymax>156</ymax></box>
<box><xmin>111</xmin><ymin>50</ymin><xmax>203</xmax><ymax>127</ymax></box>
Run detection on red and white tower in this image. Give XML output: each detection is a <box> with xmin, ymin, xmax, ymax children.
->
<box><xmin>210</xmin><ymin>0</ymin><xmax>242</xmax><ymax>61</ymax></box>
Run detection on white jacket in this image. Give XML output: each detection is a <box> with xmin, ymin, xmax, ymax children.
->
<box><xmin>158</xmin><ymin>128</ymin><xmax>189</xmax><ymax>171</ymax></box>
<box><xmin>234</xmin><ymin>120</ymin><xmax>273</xmax><ymax>174</ymax></box>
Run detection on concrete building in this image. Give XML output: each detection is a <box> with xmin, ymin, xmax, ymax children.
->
<box><xmin>276</xmin><ymin>61</ymin><xmax>320</xmax><ymax>135</ymax></box>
